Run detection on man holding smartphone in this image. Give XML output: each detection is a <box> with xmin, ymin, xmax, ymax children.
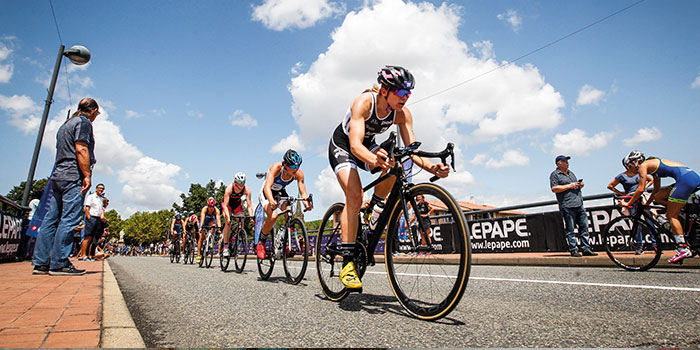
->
<box><xmin>550</xmin><ymin>155</ymin><xmax>597</xmax><ymax>257</ymax></box>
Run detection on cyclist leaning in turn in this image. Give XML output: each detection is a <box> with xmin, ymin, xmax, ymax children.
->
<box><xmin>221</xmin><ymin>172</ymin><xmax>255</xmax><ymax>258</ymax></box>
<box><xmin>620</xmin><ymin>152</ymin><xmax>700</xmax><ymax>263</ymax></box>
<box><xmin>185</xmin><ymin>213</ymin><xmax>199</xmax><ymax>253</ymax></box>
<box><xmin>327</xmin><ymin>65</ymin><xmax>449</xmax><ymax>290</ymax></box>
<box><xmin>256</xmin><ymin>149</ymin><xmax>312</xmax><ymax>259</ymax></box>
<box><xmin>197</xmin><ymin>197</ymin><xmax>221</xmax><ymax>264</ymax></box>
<box><xmin>170</xmin><ymin>214</ymin><xmax>186</xmax><ymax>253</ymax></box>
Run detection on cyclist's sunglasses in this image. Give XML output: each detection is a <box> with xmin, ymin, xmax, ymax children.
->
<box><xmin>285</xmin><ymin>164</ymin><xmax>299</xmax><ymax>170</ymax></box>
<box><xmin>392</xmin><ymin>89</ymin><xmax>412</xmax><ymax>98</ymax></box>
<box><xmin>234</xmin><ymin>180</ymin><xmax>245</xmax><ymax>184</ymax></box>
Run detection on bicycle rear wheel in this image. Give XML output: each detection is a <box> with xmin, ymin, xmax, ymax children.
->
<box><xmin>170</xmin><ymin>248</ymin><xmax>175</xmax><ymax>263</ymax></box>
<box><xmin>315</xmin><ymin>203</ymin><xmax>349</xmax><ymax>301</ymax></box>
<box><xmin>187</xmin><ymin>242</ymin><xmax>195</xmax><ymax>264</ymax></box>
<box><xmin>233</xmin><ymin>228</ymin><xmax>248</xmax><ymax>273</ymax></box>
<box><xmin>175</xmin><ymin>245</ymin><xmax>181</xmax><ymax>263</ymax></box>
<box><xmin>385</xmin><ymin>183</ymin><xmax>471</xmax><ymax>321</ymax></box>
<box><xmin>257</xmin><ymin>236</ymin><xmax>275</xmax><ymax>280</ymax></box>
<box><xmin>283</xmin><ymin>217</ymin><xmax>309</xmax><ymax>284</ymax></box>
<box><xmin>603</xmin><ymin>215</ymin><xmax>661</xmax><ymax>271</ymax></box>
<box><xmin>205</xmin><ymin>233</ymin><xmax>216</xmax><ymax>268</ymax></box>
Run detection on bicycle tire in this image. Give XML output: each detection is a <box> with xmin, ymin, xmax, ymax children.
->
<box><xmin>183</xmin><ymin>241</ymin><xmax>190</xmax><ymax>264</ymax></box>
<box><xmin>198</xmin><ymin>241</ymin><xmax>205</xmax><ymax>268</ymax></box>
<box><xmin>385</xmin><ymin>183</ymin><xmax>471</xmax><ymax>321</ymax></box>
<box><xmin>283</xmin><ymin>217</ymin><xmax>309</xmax><ymax>284</ymax></box>
<box><xmin>257</xmin><ymin>236</ymin><xmax>275</xmax><ymax>280</ymax></box>
<box><xmin>220</xmin><ymin>239</ymin><xmax>231</xmax><ymax>271</ymax></box>
<box><xmin>205</xmin><ymin>232</ymin><xmax>215</xmax><ymax>268</ymax></box>
<box><xmin>233</xmin><ymin>228</ymin><xmax>248</xmax><ymax>273</ymax></box>
<box><xmin>170</xmin><ymin>249</ymin><xmax>175</xmax><ymax>263</ymax></box>
<box><xmin>603</xmin><ymin>215</ymin><xmax>661</xmax><ymax>271</ymax></box>
<box><xmin>187</xmin><ymin>241</ymin><xmax>195</xmax><ymax>264</ymax></box>
<box><xmin>315</xmin><ymin>203</ymin><xmax>350</xmax><ymax>301</ymax></box>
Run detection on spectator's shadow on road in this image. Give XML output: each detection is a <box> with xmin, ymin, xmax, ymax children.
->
<box><xmin>314</xmin><ymin>293</ymin><xmax>464</xmax><ymax>325</ymax></box>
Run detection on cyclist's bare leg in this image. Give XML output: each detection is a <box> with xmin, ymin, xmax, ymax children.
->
<box><xmin>261</xmin><ymin>202</ymin><xmax>280</xmax><ymax>237</ymax></box>
<box><xmin>222</xmin><ymin>215</ymin><xmax>232</xmax><ymax>247</ymax></box>
<box><xmin>336</xmin><ymin>167</ymin><xmax>363</xmax><ymax>243</ymax></box>
<box><xmin>197</xmin><ymin>232</ymin><xmax>204</xmax><ymax>256</ymax></box>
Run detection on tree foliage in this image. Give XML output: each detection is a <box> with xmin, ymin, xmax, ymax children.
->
<box><xmin>104</xmin><ymin>209</ymin><xmax>123</xmax><ymax>241</ymax></box>
<box><xmin>5</xmin><ymin>178</ymin><xmax>49</xmax><ymax>203</ymax></box>
<box><xmin>121</xmin><ymin>209</ymin><xmax>173</xmax><ymax>245</ymax></box>
<box><xmin>172</xmin><ymin>180</ymin><xmax>226</xmax><ymax>216</ymax></box>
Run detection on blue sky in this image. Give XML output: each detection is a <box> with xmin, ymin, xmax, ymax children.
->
<box><xmin>1</xmin><ymin>0</ymin><xmax>699</xmax><ymax>220</ymax></box>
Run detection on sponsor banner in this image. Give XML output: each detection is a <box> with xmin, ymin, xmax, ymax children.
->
<box><xmin>0</xmin><ymin>213</ymin><xmax>24</xmax><ymax>259</ymax></box>
<box><xmin>254</xmin><ymin>203</ymin><xmax>264</xmax><ymax>245</ymax></box>
<box><xmin>468</xmin><ymin>205</ymin><xmax>673</xmax><ymax>253</ymax></box>
<box><xmin>25</xmin><ymin>180</ymin><xmax>54</xmax><ymax>238</ymax></box>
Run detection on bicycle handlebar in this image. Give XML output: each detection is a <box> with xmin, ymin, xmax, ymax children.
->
<box><xmin>371</xmin><ymin>131</ymin><xmax>455</xmax><ymax>182</ymax></box>
<box><xmin>274</xmin><ymin>194</ymin><xmax>314</xmax><ymax>212</ymax></box>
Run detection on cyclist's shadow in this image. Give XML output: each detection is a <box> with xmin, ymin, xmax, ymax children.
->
<box><xmin>318</xmin><ymin>293</ymin><xmax>463</xmax><ymax>325</ymax></box>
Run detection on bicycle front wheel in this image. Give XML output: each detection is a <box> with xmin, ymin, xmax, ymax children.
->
<box><xmin>233</xmin><ymin>228</ymin><xmax>248</xmax><ymax>273</ymax></box>
<box><xmin>385</xmin><ymin>183</ymin><xmax>471</xmax><ymax>321</ymax></box>
<box><xmin>257</xmin><ymin>236</ymin><xmax>275</xmax><ymax>280</ymax></box>
<box><xmin>603</xmin><ymin>215</ymin><xmax>661</xmax><ymax>271</ymax></box>
<box><xmin>283</xmin><ymin>217</ymin><xmax>309</xmax><ymax>284</ymax></box>
<box><xmin>315</xmin><ymin>203</ymin><xmax>349</xmax><ymax>301</ymax></box>
<box><xmin>220</xmin><ymin>236</ymin><xmax>231</xmax><ymax>272</ymax></box>
<box><xmin>170</xmin><ymin>249</ymin><xmax>175</xmax><ymax>263</ymax></box>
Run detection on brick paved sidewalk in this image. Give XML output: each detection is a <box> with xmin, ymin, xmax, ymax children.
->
<box><xmin>0</xmin><ymin>259</ymin><xmax>103</xmax><ymax>348</ymax></box>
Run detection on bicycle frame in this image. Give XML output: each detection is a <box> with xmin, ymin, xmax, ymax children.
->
<box><xmin>623</xmin><ymin>197</ymin><xmax>700</xmax><ymax>252</ymax></box>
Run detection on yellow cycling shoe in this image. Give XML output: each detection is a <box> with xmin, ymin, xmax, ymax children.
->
<box><xmin>339</xmin><ymin>261</ymin><xmax>362</xmax><ymax>290</ymax></box>
<box><xmin>195</xmin><ymin>255</ymin><xmax>201</xmax><ymax>264</ymax></box>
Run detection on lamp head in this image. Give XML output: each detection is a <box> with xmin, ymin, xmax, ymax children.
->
<box><xmin>64</xmin><ymin>45</ymin><xmax>90</xmax><ymax>65</ymax></box>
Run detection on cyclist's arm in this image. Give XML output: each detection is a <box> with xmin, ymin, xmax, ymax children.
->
<box><xmin>396</xmin><ymin>108</ymin><xmax>449</xmax><ymax>178</ymax></box>
<box><xmin>199</xmin><ymin>207</ymin><xmax>206</xmax><ymax>230</ymax></box>
<box><xmin>295</xmin><ymin>170</ymin><xmax>312</xmax><ymax>209</ymax></box>
<box><xmin>245</xmin><ymin>185</ymin><xmax>254</xmax><ymax>217</ymax></box>
<box><xmin>626</xmin><ymin>165</ymin><xmax>651</xmax><ymax>205</ymax></box>
<box><xmin>348</xmin><ymin>95</ymin><xmax>389</xmax><ymax>169</ymax></box>
<box><xmin>222</xmin><ymin>184</ymin><xmax>232</xmax><ymax>223</ymax></box>
<box><xmin>264</xmin><ymin>163</ymin><xmax>281</xmax><ymax>205</ymax></box>
<box><xmin>170</xmin><ymin>219</ymin><xmax>175</xmax><ymax>235</ymax></box>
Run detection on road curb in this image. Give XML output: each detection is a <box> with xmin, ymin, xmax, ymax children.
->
<box><xmin>101</xmin><ymin>259</ymin><xmax>146</xmax><ymax>348</ymax></box>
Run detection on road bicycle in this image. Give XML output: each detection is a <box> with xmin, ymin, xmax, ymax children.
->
<box><xmin>183</xmin><ymin>230</ymin><xmax>196</xmax><ymax>264</ymax></box>
<box><xmin>315</xmin><ymin>132</ymin><xmax>471</xmax><ymax>321</ymax></box>
<box><xmin>603</xmin><ymin>192</ymin><xmax>700</xmax><ymax>271</ymax></box>
<box><xmin>220</xmin><ymin>214</ymin><xmax>252</xmax><ymax>273</ymax></box>
<box><xmin>199</xmin><ymin>226</ymin><xmax>219</xmax><ymax>268</ymax></box>
<box><xmin>169</xmin><ymin>236</ymin><xmax>181</xmax><ymax>264</ymax></box>
<box><xmin>257</xmin><ymin>195</ymin><xmax>312</xmax><ymax>284</ymax></box>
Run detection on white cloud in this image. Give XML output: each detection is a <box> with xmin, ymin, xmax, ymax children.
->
<box><xmin>271</xmin><ymin>130</ymin><xmax>306</xmax><ymax>153</ymax></box>
<box><xmin>576</xmin><ymin>84</ymin><xmax>605</xmax><ymax>106</ymax></box>
<box><xmin>187</xmin><ymin>110</ymin><xmax>204</xmax><ymax>119</ymax></box>
<box><xmin>551</xmin><ymin>128</ymin><xmax>615</xmax><ymax>156</ymax></box>
<box><xmin>229</xmin><ymin>109</ymin><xmax>258</xmax><ymax>128</ymax></box>
<box><xmin>0</xmin><ymin>94</ymin><xmax>42</xmax><ymax>133</ymax></box>
<box><xmin>313</xmin><ymin>167</ymin><xmax>345</xmax><ymax>210</ymax></box>
<box><xmin>497</xmin><ymin>9</ymin><xmax>522</xmax><ymax>32</ymax></box>
<box><xmin>125</xmin><ymin>110</ymin><xmax>144</xmax><ymax>119</ymax></box>
<box><xmin>692</xmin><ymin>68</ymin><xmax>700</xmax><ymax>89</ymax></box>
<box><xmin>289</xmin><ymin>0</ymin><xmax>564</xmax><ymax>151</ymax></box>
<box><xmin>252</xmin><ymin>0</ymin><xmax>345</xmax><ymax>31</ymax></box>
<box><xmin>151</xmin><ymin>108</ymin><xmax>166</xmax><ymax>117</ymax></box>
<box><xmin>623</xmin><ymin>127</ymin><xmax>662</xmax><ymax>146</ymax></box>
<box><xmin>0</xmin><ymin>41</ymin><xmax>14</xmax><ymax>83</ymax></box>
<box><xmin>471</xmin><ymin>149</ymin><xmax>530</xmax><ymax>168</ymax></box>
<box><xmin>119</xmin><ymin>156</ymin><xmax>182</xmax><ymax>209</ymax></box>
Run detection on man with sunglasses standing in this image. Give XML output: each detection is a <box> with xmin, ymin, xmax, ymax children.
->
<box><xmin>327</xmin><ymin>66</ymin><xmax>449</xmax><ymax>290</ymax></box>
<box><xmin>221</xmin><ymin>172</ymin><xmax>254</xmax><ymax>258</ymax></box>
<box><xmin>256</xmin><ymin>150</ymin><xmax>312</xmax><ymax>259</ymax></box>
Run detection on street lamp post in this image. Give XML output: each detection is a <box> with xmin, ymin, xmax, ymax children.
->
<box><xmin>21</xmin><ymin>45</ymin><xmax>91</xmax><ymax>207</ymax></box>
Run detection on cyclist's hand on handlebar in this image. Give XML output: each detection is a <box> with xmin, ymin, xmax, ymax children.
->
<box><xmin>430</xmin><ymin>162</ymin><xmax>450</xmax><ymax>178</ymax></box>
<box><xmin>372</xmin><ymin>148</ymin><xmax>392</xmax><ymax>170</ymax></box>
<box><xmin>304</xmin><ymin>200</ymin><xmax>313</xmax><ymax>211</ymax></box>
<box><xmin>270</xmin><ymin>199</ymin><xmax>278</xmax><ymax>210</ymax></box>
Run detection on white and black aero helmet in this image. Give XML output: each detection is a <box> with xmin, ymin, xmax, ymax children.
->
<box><xmin>234</xmin><ymin>172</ymin><xmax>246</xmax><ymax>184</ymax></box>
<box><xmin>377</xmin><ymin>65</ymin><xmax>415</xmax><ymax>90</ymax></box>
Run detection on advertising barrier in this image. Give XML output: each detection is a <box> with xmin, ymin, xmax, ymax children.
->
<box><xmin>0</xmin><ymin>195</ymin><xmax>27</xmax><ymax>260</ymax></box>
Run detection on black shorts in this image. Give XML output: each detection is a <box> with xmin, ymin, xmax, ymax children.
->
<box><xmin>328</xmin><ymin>125</ymin><xmax>378</xmax><ymax>174</ymax></box>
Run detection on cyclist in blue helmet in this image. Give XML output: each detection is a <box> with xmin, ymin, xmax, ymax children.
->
<box><xmin>256</xmin><ymin>149</ymin><xmax>312</xmax><ymax>259</ymax></box>
<box><xmin>327</xmin><ymin>66</ymin><xmax>450</xmax><ymax>290</ymax></box>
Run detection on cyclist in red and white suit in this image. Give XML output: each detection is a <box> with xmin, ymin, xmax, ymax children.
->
<box><xmin>221</xmin><ymin>172</ymin><xmax>254</xmax><ymax>258</ymax></box>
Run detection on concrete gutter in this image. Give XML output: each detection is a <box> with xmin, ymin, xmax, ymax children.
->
<box><xmin>101</xmin><ymin>260</ymin><xmax>146</xmax><ymax>348</ymax></box>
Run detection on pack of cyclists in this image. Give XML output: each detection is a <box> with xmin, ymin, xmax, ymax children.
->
<box><xmin>162</xmin><ymin>66</ymin><xmax>698</xmax><ymax>283</ymax></box>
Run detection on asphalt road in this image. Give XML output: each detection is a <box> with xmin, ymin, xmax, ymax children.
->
<box><xmin>109</xmin><ymin>255</ymin><xmax>700</xmax><ymax>348</ymax></box>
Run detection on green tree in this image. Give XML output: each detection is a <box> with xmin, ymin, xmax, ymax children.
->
<box><xmin>173</xmin><ymin>180</ymin><xmax>226</xmax><ymax>215</ymax></box>
<box><xmin>104</xmin><ymin>209</ymin><xmax>123</xmax><ymax>241</ymax></box>
<box><xmin>122</xmin><ymin>209</ymin><xmax>173</xmax><ymax>244</ymax></box>
<box><xmin>5</xmin><ymin>178</ymin><xmax>49</xmax><ymax>203</ymax></box>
